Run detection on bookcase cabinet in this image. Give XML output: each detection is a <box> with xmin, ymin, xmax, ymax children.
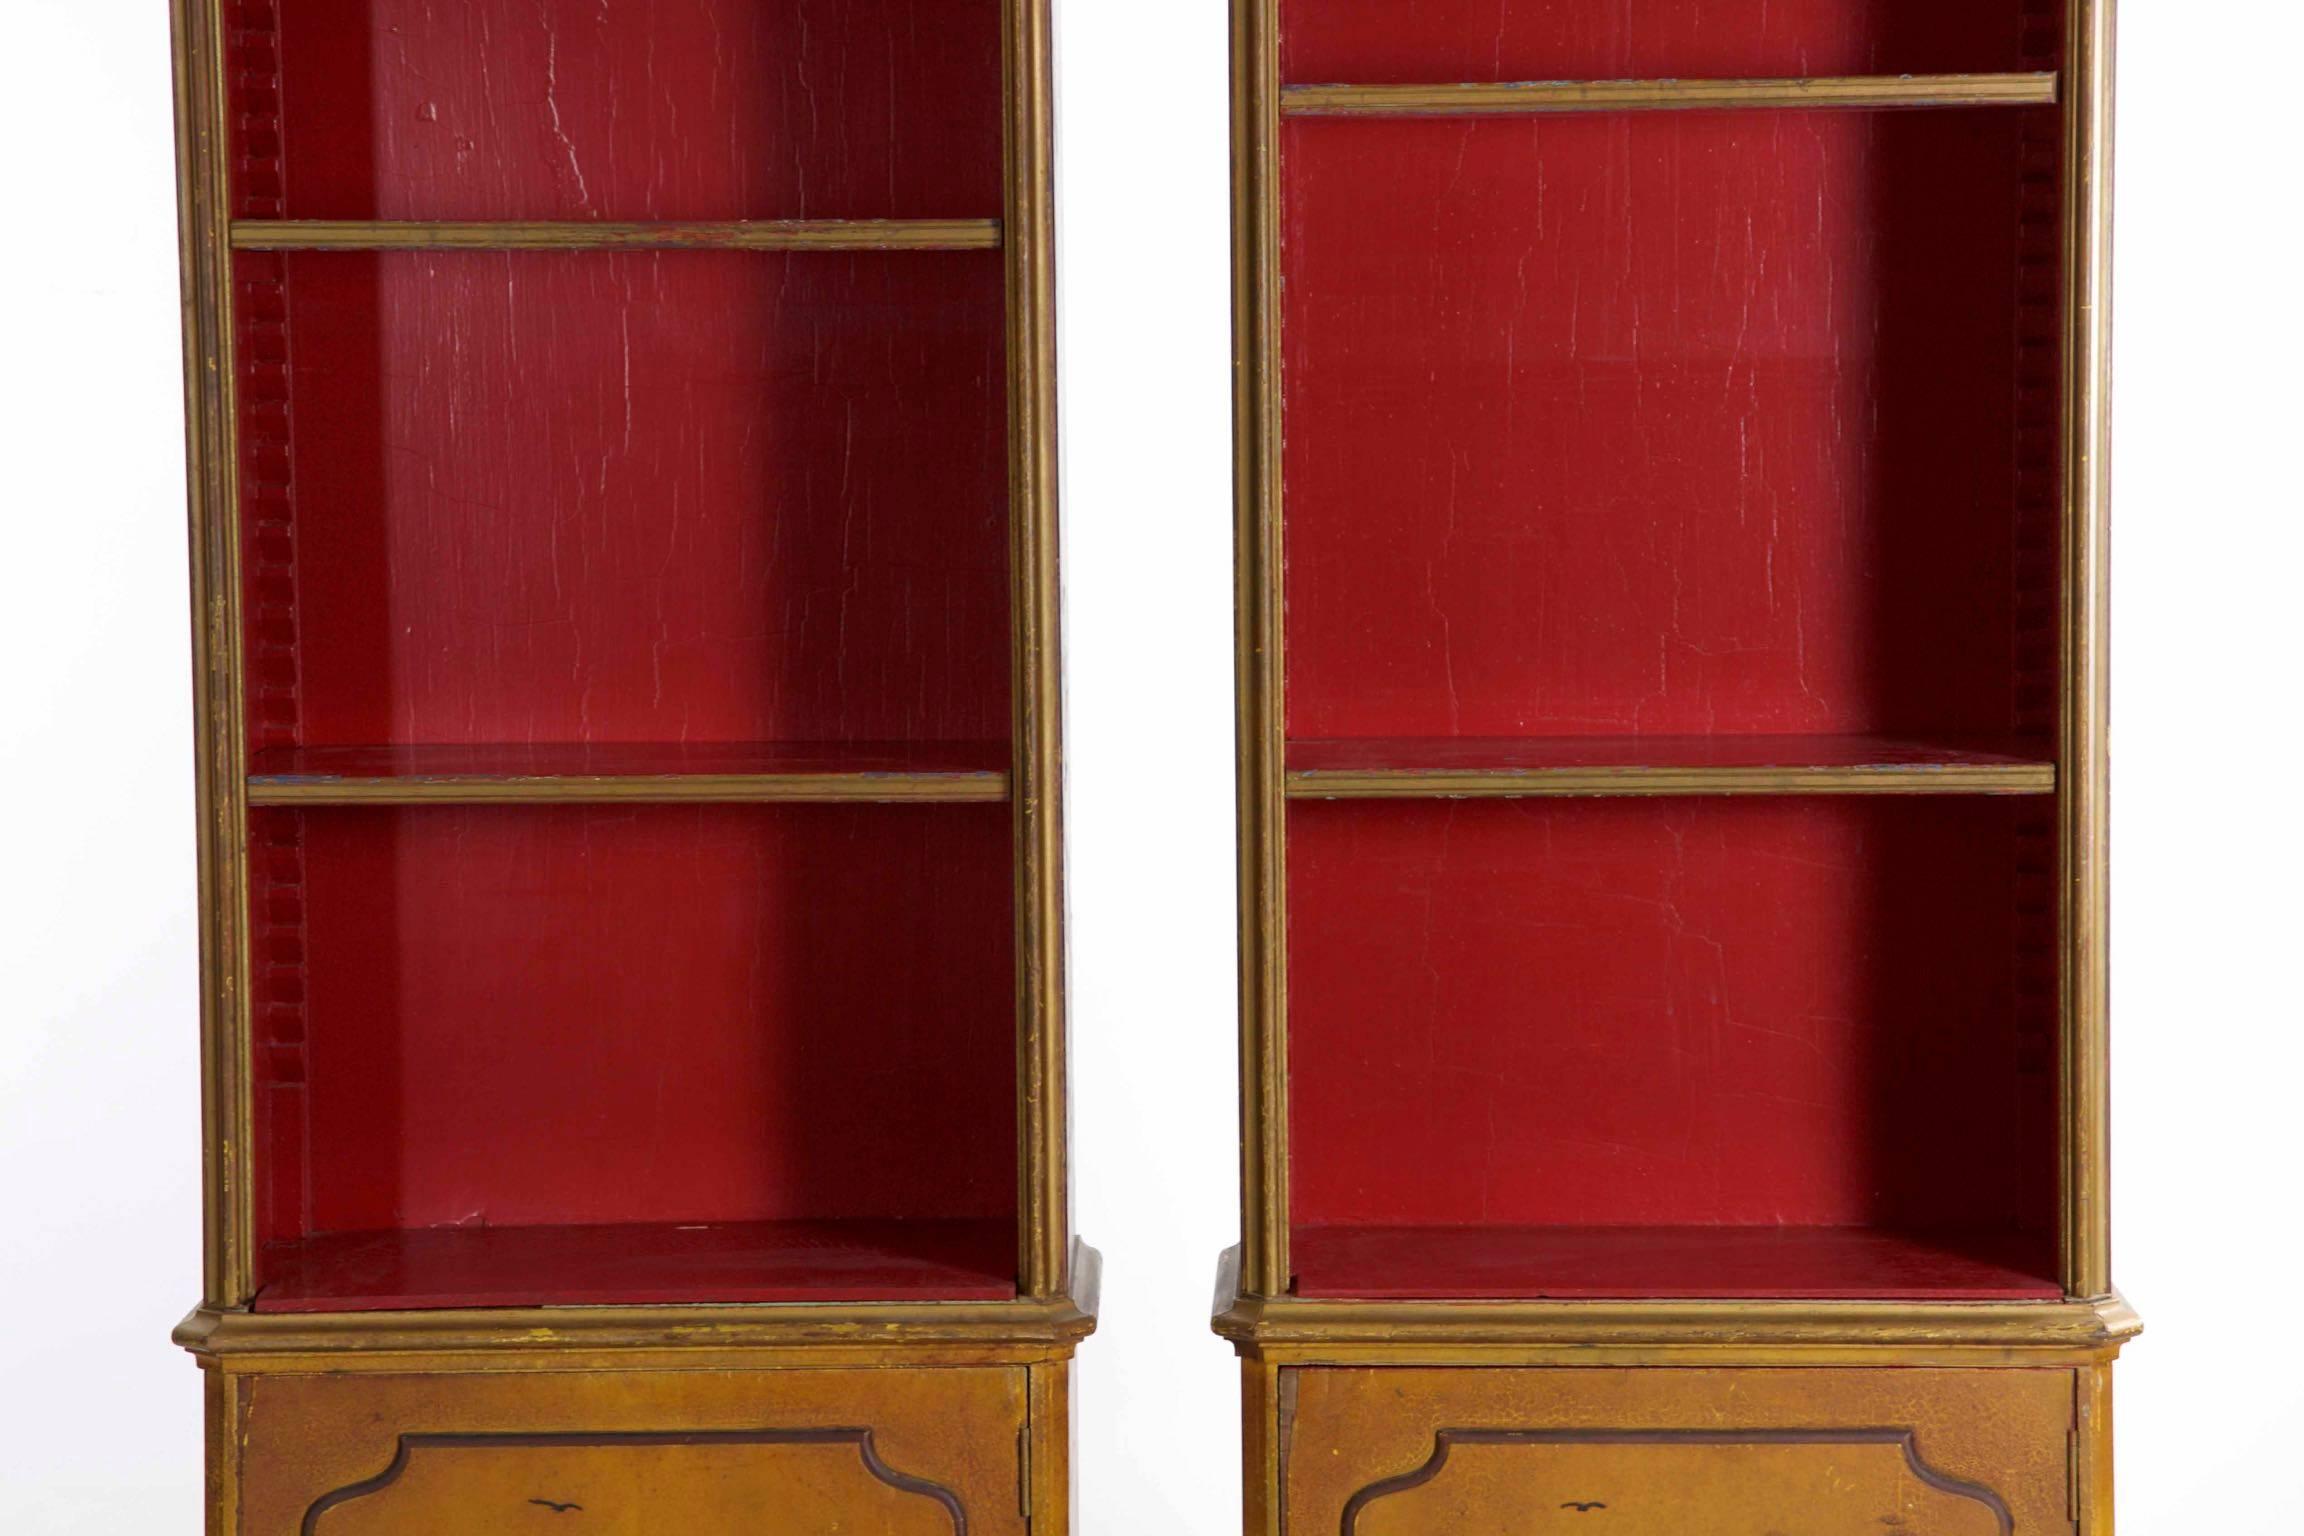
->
<box><xmin>170</xmin><ymin>2</ymin><xmax>1088</xmax><ymax>1530</ymax></box>
<box><xmin>1218</xmin><ymin>1</ymin><xmax>2132</xmax><ymax>1531</ymax></box>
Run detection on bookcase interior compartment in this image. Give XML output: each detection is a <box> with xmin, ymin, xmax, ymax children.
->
<box><xmin>1280</xmin><ymin>0</ymin><xmax>2064</xmax><ymax>84</ymax></box>
<box><xmin>1285</xmin><ymin>796</ymin><xmax>2060</xmax><ymax>1300</ymax></box>
<box><xmin>236</xmin><ymin>247</ymin><xmax>1011</xmax><ymax>756</ymax></box>
<box><xmin>246</xmin><ymin>801</ymin><xmax>1019</xmax><ymax>1310</ymax></box>
<box><xmin>229</xmin><ymin>0</ymin><xmax>1005</xmax><ymax>222</ymax></box>
<box><xmin>1281</xmin><ymin>105</ymin><xmax>2062</xmax><ymax>746</ymax></box>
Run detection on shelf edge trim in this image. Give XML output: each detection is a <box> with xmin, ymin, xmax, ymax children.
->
<box><xmin>1286</xmin><ymin>765</ymin><xmax>2056</xmax><ymax>799</ymax></box>
<box><xmin>246</xmin><ymin>774</ymin><xmax>1012</xmax><ymax>806</ymax></box>
<box><xmin>1282</xmin><ymin>73</ymin><xmax>2061</xmax><ymax>118</ymax></box>
<box><xmin>229</xmin><ymin>219</ymin><xmax>1006</xmax><ymax>252</ymax></box>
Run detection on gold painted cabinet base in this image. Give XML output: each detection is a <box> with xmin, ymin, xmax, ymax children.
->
<box><xmin>203</xmin><ymin>1359</ymin><xmax>1073</xmax><ymax>1536</ymax></box>
<box><xmin>1256</xmin><ymin>1366</ymin><xmax>2106</xmax><ymax>1536</ymax></box>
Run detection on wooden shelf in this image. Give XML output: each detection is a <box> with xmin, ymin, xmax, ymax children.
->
<box><xmin>230</xmin><ymin>219</ymin><xmax>1003</xmax><ymax>252</ymax></box>
<box><xmin>252</xmin><ymin>1219</ymin><xmax>1018</xmax><ymax>1312</ymax></box>
<box><xmin>247</xmin><ymin>742</ymin><xmax>1009</xmax><ymax>806</ymax></box>
<box><xmin>1291</xmin><ymin>1225</ymin><xmax>2063</xmax><ymax>1302</ymax></box>
<box><xmin>1281</xmin><ymin>73</ymin><xmax>2060</xmax><ymax>118</ymax></box>
<box><xmin>1285</xmin><ymin>736</ymin><xmax>2056</xmax><ymax>799</ymax></box>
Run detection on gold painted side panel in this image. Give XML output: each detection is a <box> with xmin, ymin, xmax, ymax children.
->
<box><xmin>1231</xmin><ymin>0</ymin><xmax>1290</xmax><ymax>1305</ymax></box>
<box><xmin>1285</xmin><ymin>1368</ymin><xmax>2074</xmax><ymax>1536</ymax></box>
<box><xmin>1025</xmin><ymin>1359</ymin><xmax>1076</xmax><ymax>1536</ymax></box>
<box><xmin>2061</xmin><ymin>0</ymin><xmax>2118</xmax><ymax>1305</ymax></box>
<box><xmin>1243</xmin><ymin>1358</ymin><xmax>1287</xmax><ymax>1536</ymax></box>
<box><xmin>230</xmin><ymin>1366</ymin><xmax>1027</xmax><ymax>1536</ymax></box>
<box><xmin>2076</xmin><ymin>1363</ymin><xmax>2117</xmax><ymax>1535</ymax></box>
<box><xmin>172</xmin><ymin>0</ymin><xmax>254</xmax><ymax>1312</ymax></box>
<box><xmin>203</xmin><ymin>1366</ymin><xmax>236</xmax><ymax>1536</ymax></box>
<box><xmin>1004</xmin><ymin>0</ymin><xmax>1070</xmax><ymax>1301</ymax></box>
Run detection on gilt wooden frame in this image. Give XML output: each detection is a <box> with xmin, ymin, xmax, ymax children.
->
<box><xmin>170</xmin><ymin>6</ymin><xmax>1088</xmax><ymax>1532</ymax></box>
<box><xmin>171</xmin><ymin>0</ymin><xmax>1074</xmax><ymax>1320</ymax></box>
<box><xmin>1227</xmin><ymin>0</ymin><xmax>2118</xmax><ymax>1316</ymax></box>
<box><xmin>1223</xmin><ymin>0</ymin><xmax>2128</xmax><ymax>1529</ymax></box>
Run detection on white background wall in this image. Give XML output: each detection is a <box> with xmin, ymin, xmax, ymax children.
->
<box><xmin>1</xmin><ymin>2</ymin><xmax>2296</xmax><ymax>1529</ymax></box>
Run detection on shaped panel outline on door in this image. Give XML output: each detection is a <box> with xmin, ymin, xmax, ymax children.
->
<box><xmin>300</xmin><ymin>1427</ymin><xmax>968</xmax><ymax>1535</ymax></box>
<box><xmin>1339</xmin><ymin>1427</ymin><xmax>2014</xmax><ymax>1535</ymax></box>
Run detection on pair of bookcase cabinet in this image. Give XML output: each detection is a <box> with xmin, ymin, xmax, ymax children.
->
<box><xmin>168</xmin><ymin>1</ymin><xmax>1088</xmax><ymax>1532</ymax></box>
<box><xmin>1213</xmin><ymin>1</ymin><xmax>2133</xmax><ymax>1534</ymax></box>
<box><xmin>168</xmin><ymin>2</ymin><xmax>2131</xmax><ymax>1533</ymax></box>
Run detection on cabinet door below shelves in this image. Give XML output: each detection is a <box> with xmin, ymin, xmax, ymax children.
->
<box><xmin>231</xmin><ymin>1365</ymin><xmax>1026</xmax><ymax>1536</ymax></box>
<box><xmin>1287</xmin><ymin>1367</ymin><xmax>2071</xmax><ymax>1536</ymax></box>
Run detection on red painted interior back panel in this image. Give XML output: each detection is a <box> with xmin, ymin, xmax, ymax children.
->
<box><xmin>1281</xmin><ymin>108</ymin><xmax>2062</xmax><ymax>741</ymax></box>
<box><xmin>235</xmin><ymin>0</ymin><xmax>1004</xmax><ymax>221</ymax></box>
<box><xmin>237</xmin><ymin>248</ymin><xmax>1010</xmax><ymax>751</ymax></box>
<box><xmin>1286</xmin><ymin>797</ymin><xmax>2058</xmax><ymax>1263</ymax></box>
<box><xmin>1280</xmin><ymin>0</ymin><xmax>2062</xmax><ymax>84</ymax></box>
<box><xmin>248</xmin><ymin>801</ymin><xmax>1019</xmax><ymax>1292</ymax></box>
